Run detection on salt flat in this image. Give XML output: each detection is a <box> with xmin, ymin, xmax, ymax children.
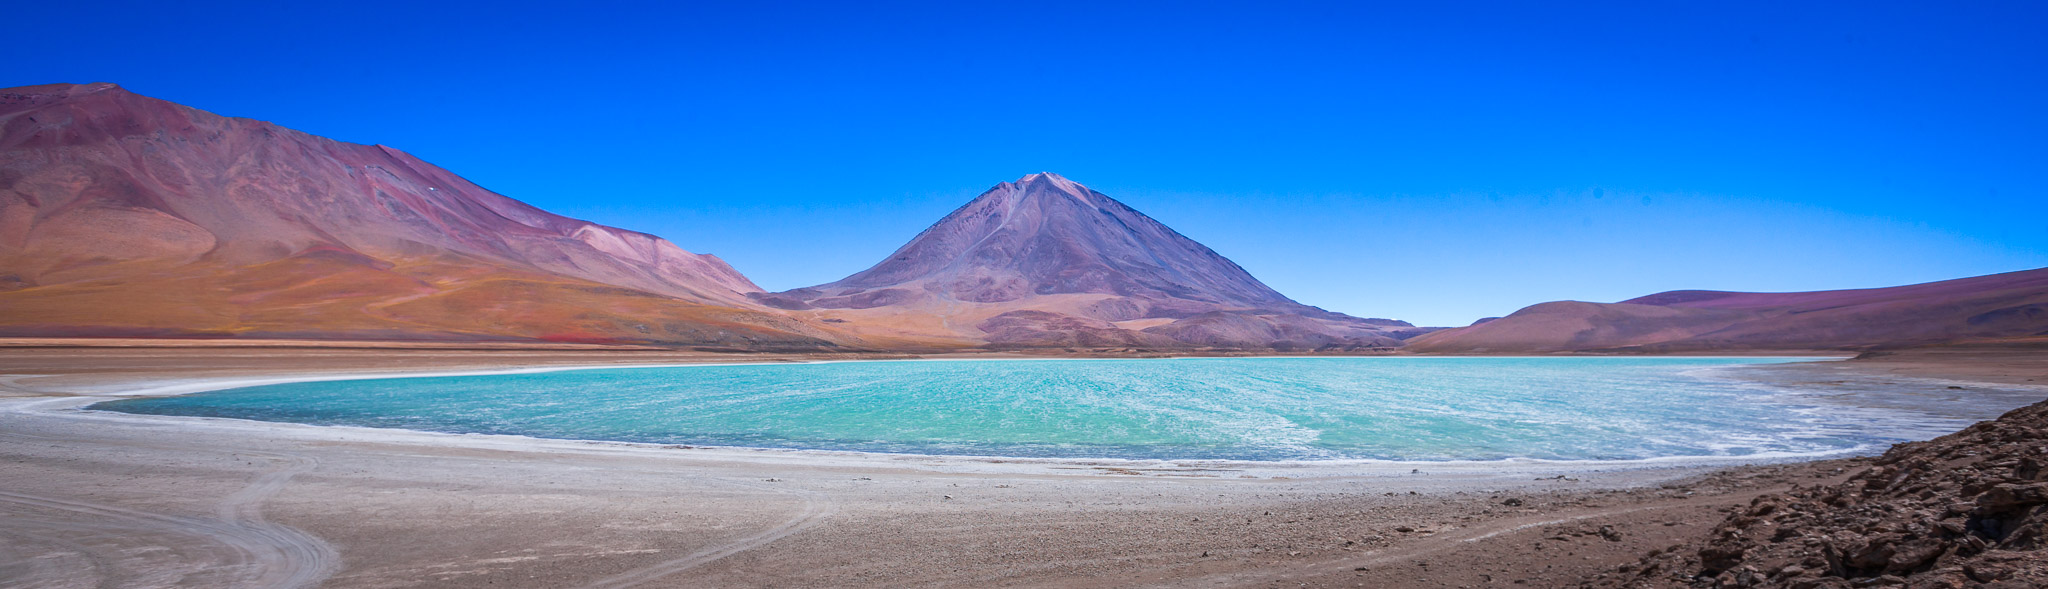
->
<box><xmin>1</xmin><ymin>345</ymin><xmax>2041</xmax><ymax>588</ymax></box>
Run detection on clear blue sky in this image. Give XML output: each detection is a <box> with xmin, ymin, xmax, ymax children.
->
<box><xmin>11</xmin><ymin>1</ymin><xmax>2044</xmax><ymax>326</ymax></box>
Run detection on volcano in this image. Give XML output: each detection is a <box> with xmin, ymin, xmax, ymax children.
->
<box><xmin>759</xmin><ymin>173</ymin><xmax>1419</xmax><ymax>350</ymax></box>
<box><xmin>0</xmin><ymin>83</ymin><xmax>832</xmax><ymax>346</ymax></box>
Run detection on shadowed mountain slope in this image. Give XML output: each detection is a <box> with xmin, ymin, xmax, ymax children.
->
<box><xmin>0</xmin><ymin>83</ymin><xmax>834</xmax><ymax>346</ymax></box>
<box><xmin>762</xmin><ymin>173</ymin><xmax>1418</xmax><ymax>350</ymax></box>
<box><xmin>1406</xmin><ymin>268</ymin><xmax>2048</xmax><ymax>353</ymax></box>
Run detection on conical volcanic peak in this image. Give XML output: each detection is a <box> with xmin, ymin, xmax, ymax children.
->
<box><xmin>807</xmin><ymin>173</ymin><xmax>1294</xmax><ymax>308</ymax></box>
<box><xmin>771</xmin><ymin>173</ymin><xmax>1417</xmax><ymax>350</ymax></box>
<box><xmin>0</xmin><ymin>83</ymin><xmax>832</xmax><ymax>346</ymax></box>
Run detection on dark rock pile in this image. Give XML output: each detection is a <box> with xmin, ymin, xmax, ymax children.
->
<box><xmin>1586</xmin><ymin>398</ymin><xmax>2048</xmax><ymax>588</ymax></box>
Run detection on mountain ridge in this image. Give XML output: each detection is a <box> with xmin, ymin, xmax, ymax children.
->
<box><xmin>1406</xmin><ymin>267</ymin><xmax>2048</xmax><ymax>353</ymax></box>
<box><xmin>0</xmin><ymin>82</ymin><xmax>835</xmax><ymax>346</ymax></box>
<box><xmin>14</xmin><ymin>82</ymin><xmax>2034</xmax><ymax>353</ymax></box>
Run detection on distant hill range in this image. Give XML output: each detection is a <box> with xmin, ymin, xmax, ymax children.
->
<box><xmin>1407</xmin><ymin>268</ymin><xmax>2048</xmax><ymax>353</ymax></box>
<box><xmin>4</xmin><ymin>83</ymin><xmax>2040</xmax><ymax>352</ymax></box>
<box><xmin>0</xmin><ymin>83</ymin><xmax>1414</xmax><ymax>350</ymax></box>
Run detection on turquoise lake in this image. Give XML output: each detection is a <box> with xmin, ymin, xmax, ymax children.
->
<box><xmin>91</xmin><ymin>357</ymin><xmax>2024</xmax><ymax>462</ymax></box>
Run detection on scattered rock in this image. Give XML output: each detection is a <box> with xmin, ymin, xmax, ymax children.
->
<box><xmin>1581</xmin><ymin>399</ymin><xmax>2048</xmax><ymax>588</ymax></box>
<box><xmin>1976</xmin><ymin>482</ymin><xmax>2048</xmax><ymax>511</ymax></box>
<box><xmin>1598</xmin><ymin>525</ymin><xmax>1623</xmax><ymax>542</ymax></box>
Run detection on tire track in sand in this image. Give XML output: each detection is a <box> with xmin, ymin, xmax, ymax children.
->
<box><xmin>0</xmin><ymin>428</ymin><xmax>339</xmax><ymax>589</ymax></box>
<box><xmin>576</xmin><ymin>478</ymin><xmax>838</xmax><ymax>589</ymax></box>
<box><xmin>1139</xmin><ymin>489</ymin><xmax>1778</xmax><ymax>589</ymax></box>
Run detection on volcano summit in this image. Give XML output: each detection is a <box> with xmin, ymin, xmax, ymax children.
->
<box><xmin>760</xmin><ymin>173</ymin><xmax>1420</xmax><ymax>350</ymax></box>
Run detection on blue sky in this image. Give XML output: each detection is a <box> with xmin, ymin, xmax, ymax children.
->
<box><xmin>10</xmin><ymin>1</ymin><xmax>2044</xmax><ymax>326</ymax></box>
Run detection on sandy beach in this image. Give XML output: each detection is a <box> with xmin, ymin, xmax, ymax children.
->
<box><xmin>2</xmin><ymin>343</ymin><xmax>2042</xmax><ymax>588</ymax></box>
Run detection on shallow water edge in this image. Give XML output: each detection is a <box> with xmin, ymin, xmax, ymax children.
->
<box><xmin>80</xmin><ymin>355</ymin><xmax>2048</xmax><ymax>467</ymax></box>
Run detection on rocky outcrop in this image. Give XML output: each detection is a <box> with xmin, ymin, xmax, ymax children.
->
<box><xmin>1584</xmin><ymin>398</ymin><xmax>2048</xmax><ymax>588</ymax></box>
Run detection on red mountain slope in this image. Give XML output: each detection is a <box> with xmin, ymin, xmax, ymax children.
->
<box><xmin>0</xmin><ymin>83</ymin><xmax>833</xmax><ymax>346</ymax></box>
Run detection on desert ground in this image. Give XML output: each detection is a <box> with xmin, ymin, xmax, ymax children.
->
<box><xmin>0</xmin><ymin>342</ymin><xmax>2042</xmax><ymax>588</ymax></box>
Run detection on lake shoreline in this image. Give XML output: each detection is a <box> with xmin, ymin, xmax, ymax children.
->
<box><xmin>1</xmin><ymin>344</ymin><xmax>2041</xmax><ymax>588</ymax></box>
<box><xmin>82</xmin><ymin>355</ymin><xmax>1897</xmax><ymax>468</ymax></box>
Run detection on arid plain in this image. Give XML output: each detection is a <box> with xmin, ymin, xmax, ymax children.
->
<box><xmin>2</xmin><ymin>342</ymin><xmax>2043</xmax><ymax>588</ymax></box>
